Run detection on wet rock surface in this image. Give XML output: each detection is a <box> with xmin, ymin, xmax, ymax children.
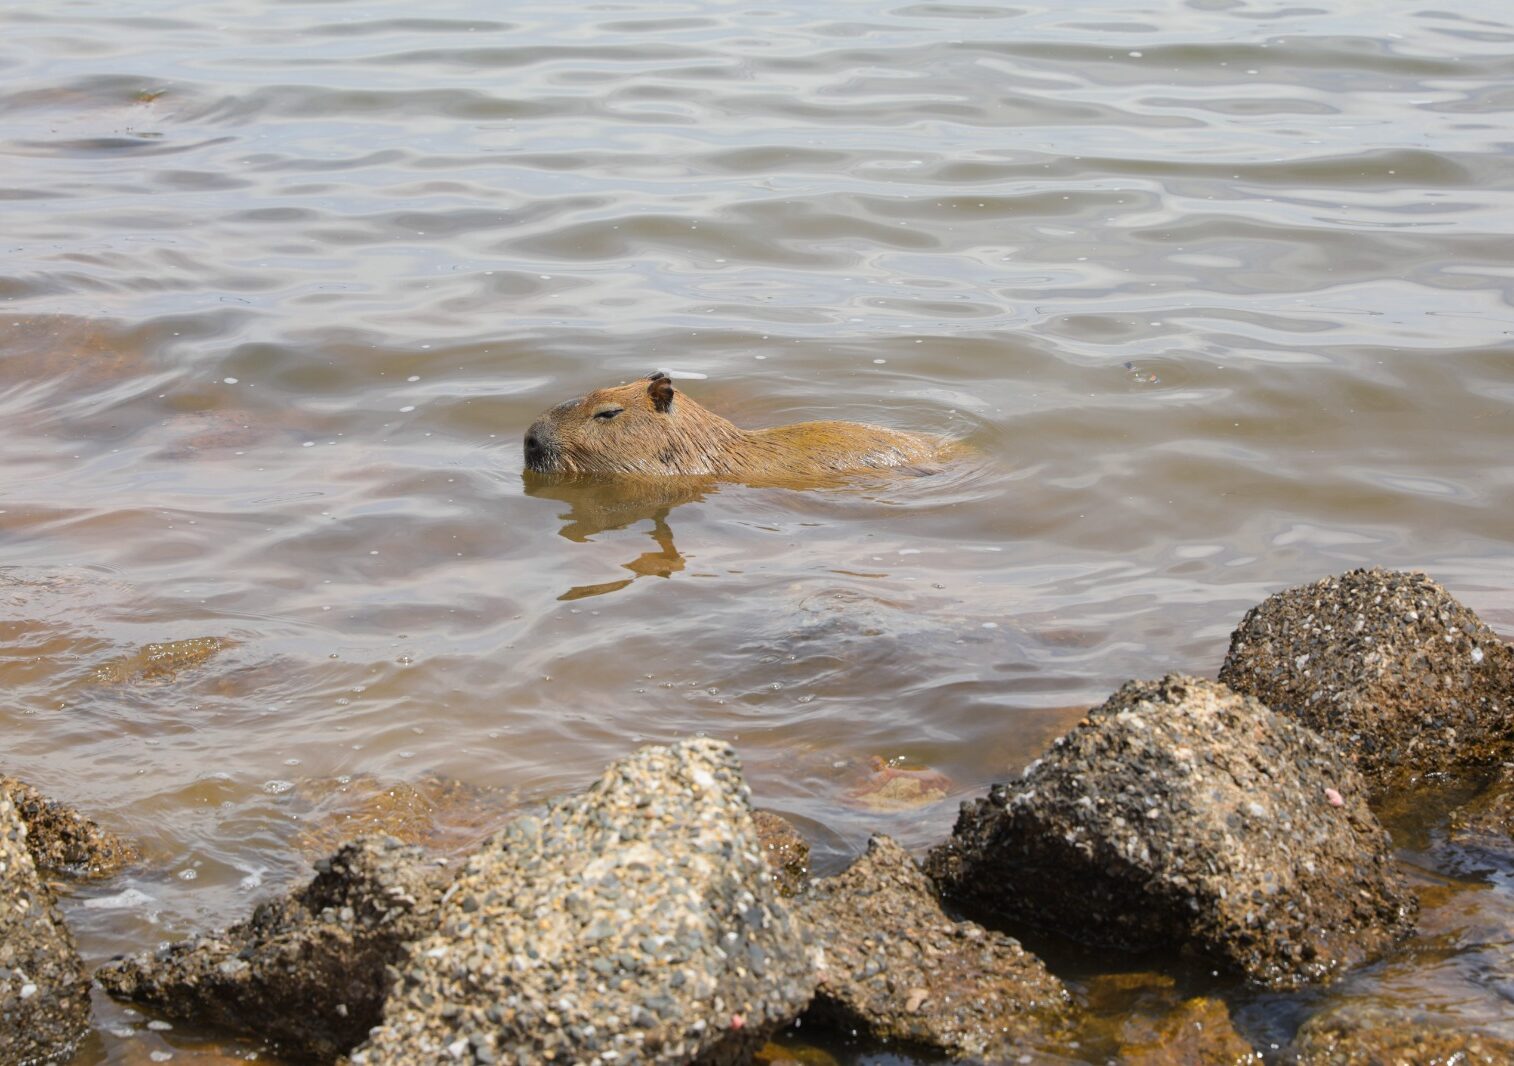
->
<box><xmin>925</xmin><ymin>675</ymin><xmax>1416</xmax><ymax>988</ymax></box>
<box><xmin>841</xmin><ymin>756</ymin><xmax>954</xmax><ymax>813</ymax></box>
<box><xmin>1219</xmin><ymin>568</ymin><xmax>1514</xmax><ymax>788</ymax></box>
<box><xmin>1448</xmin><ymin>763</ymin><xmax>1514</xmax><ymax>854</ymax></box>
<box><xmin>753</xmin><ymin>809</ymin><xmax>811</xmax><ymax>897</ymax></box>
<box><xmin>96</xmin><ymin>835</ymin><xmax>452</xmax><ymax>1061</ymax></box>
<box><xmin>355</xmin><ymin>739</ymin><xmax>815</xmax><ymax>1066</ymax></box>
<box><xmin>89</xmin><ymin>635</ymin><xmax>228</xmax><ymax>685</ymax></box>
<box><xmin>1289</xmin><ymin>1003</ymin><xmax>1514</xmax><ymax>1065</ymax></box>
<box><xmin>0</xmin><ymin>774</ymin><xmax>138</xmax><ymax>876</ymax></box>
<box><xmin>0</xmin><ymin>790</ymin><xmax>92</xmax><ymax>1065</ymax></box>
<box><xmin>1080</xmin><ymin>972</ymin><xmax>1258</xmax><ymax>1065</ymax></box>
<box><xmin>290</xmin><ymin>773</ymin><xmax>514</xmax><ymax>860</ymax></box>
<box><xmin>799</xmin><ymin>834</ymin><xmax>1070</xmax><ymax>1061</ymax></box>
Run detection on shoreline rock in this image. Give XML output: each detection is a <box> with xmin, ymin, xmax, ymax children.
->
<box><xmin>355</xmin><ymin>738</ymin><xmax>816</xmax><ymax>1065</ymax></box>
<box><xmin>97</xmin><ymin>835</ymin><xmax>452</xmax><ymax>1060</ymax></box>
<box><xmin>1219</xmin><ymin>568</ymin><xmax>1514</xmax><ymax>789</ymax></box>
<box><xmin>1</xmin><ymin>789</ymin><xmax>92</xmax><ymax>1065</ymax></box>
<box><xmin>752</xmin><ymin>810</ymin><xmax>811</xmax><ymax>898</ymax></box>
<box><xmin>1289</xmin><ymin>1003</ymin><xmax>1514</xmax><ymax>1065</ymax></box>
<box><xmin>799</xmin><ymin>834</ymin><xmax>1071</xmax><ymax>1061</ymax></box>
<box><xmin>925</xmin><ymin>675</ymin><xmax>1416</xmax><ymax>988</ymax></box>
<box><xmin>0</xmin><ymin>774</ymin><xmax>138</xmax><ymax>877</ymax></box>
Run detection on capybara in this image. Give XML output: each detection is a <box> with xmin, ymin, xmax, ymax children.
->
<box><xmin>523</xmin><ymin>372</ymin><xmax>942</xmax><ymax>480</ymax></box>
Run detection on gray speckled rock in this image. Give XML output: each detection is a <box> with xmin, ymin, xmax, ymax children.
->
<box><xmin>1219</xmin><ymin>568</ymin><xmax>1514</xmax><ymax>788</ymax></box>
<box><xmin>1289</xmin><ymin>1003</ymin><xmax>1514</xmax><ymax>1065</ymax></box>
<box><xmin>925</xmin><ymin>675</ymin><xmax>1416</xmax><ymax>989</ymax></box>
<box><xmin>799</xmin><ymin>834</ymin><xmax>1070</xmax><ymax>1061</ymax></box>
<box><xmin>1</xmin><ymin>775</ymin><xmax>138</xmax><ymax>877</ymax></box>
<box><xmin>97</xmin><ymin>835</ymin><xmax>451</xmax><ymax>1061</ymax></box>
<box><xmin>355</xmin><ymin>739</ymin><xmax>815</xmax><ymax>1066</ymax></box>
<box><xmin>0</xmin><ymin>790</ymin><xmax>91</xmax><ymax>1065</ymax></box>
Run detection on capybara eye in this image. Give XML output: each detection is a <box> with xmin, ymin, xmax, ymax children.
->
<box><xmin>593</xmin><ymin>407</ymin><xmax>624</xmax><ymax>421</ymax></box>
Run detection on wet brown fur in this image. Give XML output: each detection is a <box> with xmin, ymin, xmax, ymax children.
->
<box><xmin>524</xmin><ymin>372</ymin><xmax>941</xmax><ymax>481</ymax></box>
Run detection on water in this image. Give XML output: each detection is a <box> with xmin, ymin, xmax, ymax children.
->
<box><xmin>3</xmin><ymin>0</ymin><xmax>1513</xmax><ymax>1061</ymax></box>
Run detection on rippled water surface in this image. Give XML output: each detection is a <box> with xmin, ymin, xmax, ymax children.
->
<box><xmin>4</xmin><ymin>0</ymin><xmax>1514</xmax><ymax>1060</ymax></box>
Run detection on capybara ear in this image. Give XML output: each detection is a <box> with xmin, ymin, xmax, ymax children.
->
<box><xmin>648</xmin><ymin>371</ymin><xmax>674</xmax><ymax>413</ymax></box>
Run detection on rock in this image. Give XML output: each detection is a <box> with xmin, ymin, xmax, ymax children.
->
<box><xmin>753</xmin><ymin>810</ymin><xmax>810</xmax><ymax>897</ymax></box>
<box><xmin>1289</xmin><ymin>1003</ymin><xmax>1514</xmax><ymax>1064</ymax></box>
<box><xmin>1081</xmin><ymin>973</ymin><xmax>1258</xmax><ymax>1065</ymax></box>
<box><xmin>800</xmin><ymin>834</ymin><xmax>1069</xmax><ymax>1061</ymax></box>
<box><xmin>1219</xmin><ymin>568</ymin><xmax>1514</xmax><ymax>788</ymax></box>
<box><xmin>1120</xmin><ymin>996</ymin><xmax>1257</xmax><ymax>1065</ymax></box>
<box><xmin>89</xmin><ymin>635</ymin><xmax>228</xmax><ymax>685</ymax></box>
<box><xmin>842</xmin><ymin>756</ymin><xmax>954</xmax><ymax>813</ymax></box>
<box><xmin>1448</xmin><ymin>763</ymin><xmax>1514</xmax><ymax>854</ymax></box>
<box><xmin>0</xmin><ymin>790</ymin><xmax>91</xmax><ymax>1065</ymax></box>
<box><xmin>97</xmin><ymin>835</ymin><xmax>451</xmax><ymax>1060</ymax></box>
<box><xmin>0</xmin><ymin>775</ymin><xmax>138</xmax><ymax>877</ymax></box>
<box><xmin>355</xmin><ymin>739</ymin><xmax>815</xmax><ymax>1066</ymax></box>
<box><xmin>754</xmin><ymin>1043</ymin><xmax>841</xmax><ymax>1066</ymax></box>
<box><xmin>924</xmin><ymin>675</ymin><xmax>1416</xmax><ymax>989</ymax></box>
<box><xmin>290</xmin><ymin>773</ymin><xmax>512</xmax><ymax>860</ymax></box>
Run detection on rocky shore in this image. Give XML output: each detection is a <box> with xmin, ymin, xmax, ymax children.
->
<box><xmin>5</xmin><ymin>567</ymin><xmax>1513</xmax><ymax>1063</ymax></box>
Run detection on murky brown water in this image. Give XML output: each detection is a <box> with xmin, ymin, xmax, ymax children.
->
<box><xmin>4</xmin><ymin>0</ymin><xmax>1514</xmax><ymax>1061</ymax></box>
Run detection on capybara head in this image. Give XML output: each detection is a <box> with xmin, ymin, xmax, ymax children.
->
<box><xmin>524</xmin><ymin>372</ymin><xmax>741</xmax><ymax>476</ymax></box>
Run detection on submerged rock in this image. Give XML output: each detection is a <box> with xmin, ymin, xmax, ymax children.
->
<box><xmin>1448</xmin><ymin>763</ymin><xmax>1514</xmax><ymax>854</ymax></box>
<box><xmin>1289</xmin><ymin>1003</ymin><xmax>1514</xmax><ymax>1065</ymax></box>
<box><xmin>1219</xmin><ymin>568</ymin><xmax>1514</xmax><ymax>788</ymax></box>
<box><xmin>0</xmin><ymin>774</ymin><xmax>138</xmax><ymax>876</ymax></box>
<box><xmin>290</xmin><ymin>773</ymin><xmax>513</xmax><ymax>860</ymax></box>
<box><xmin>925</xmin><ymin>675</ymin><xmax>1415</xmax><ymax>988</ymax></box>
<box><xmin>841</xmin><ymin>756</ymin><xmax>954</xmax><ymax>813</ymax></box>
<box><xmin>1081</xmin><ymin>973</ymin><xmax>1258</xmax><ymax>1066</ymax></box>
<box><xmin>355</xmin><ymin>739</ymin><xmax>815</xmax><ymax>1066</ymax></box>
<box><xmin>89</xmin><ymin>635</ymin><xmax>228</xmax><ymax>685</ymax></box>
<box><xmin>800</xmin><ymin>834</ymin><xmax>1070</xmax><ymax>1061</ymax></box>
<box><xmin>753</xmin><ymin>809</ymin><xmax>811</xmax><ymax>897</ymax></box>
<box><xmin>0</xmin><ymin>790</ymin><xmax>91</xmax><ymax>1065</ymax></box>
<box><xmin>97</xmin><ymin>836</ymin><xmax>451</xmax><ymax>1061</ymax></box>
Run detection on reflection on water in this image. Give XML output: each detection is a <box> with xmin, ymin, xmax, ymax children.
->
<box><xmin>523</xmin><ymin>472</ymin><xmax>711</xmax><ymax>599</ymax></box>
<box><xmin>3</xmin><ymin>0</ymin><xmax>1514</xmax><ymax>1060</ymax></box>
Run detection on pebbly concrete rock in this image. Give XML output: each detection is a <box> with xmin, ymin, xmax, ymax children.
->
<box><xmin>0</xmin><ymin>790</ymin><xmax>92</xmax><ymax>1065</ymax></box>
<box><xmin>1</xmin><ymin>775</ymin><xmax>138</xmax><ymax>877</ymax></box>
<box><xmin>1448</xmin><ymin>763</ymin><xmax>1514</xmax><ymax>854</ymax></box>
<box><xmin>753</xmin><ymin>809</ymin><xmax>810</xmax><ymax>897</ymax></box>
<box><xmin>1219</xmin><ymin>568</ymin><xmax>1514</xmax><ymax>788</ymax></box>
<box><xmin>97</xmin><ymin>835</ymin><xmax>451</xmax><ymax>1061</ymax></box>
<box><xmin>1289</xmin><ymin>1003</ymin><xmax>1514</xmax><ymax>1065</ymax></box>
<box><xmin>799</xmin><ymin>834</ymin><xmax>1070</xmax><ymax>1061</ymax></box>
<box><xmin>355</xmin><ymin>739</ymin><xmax>815</xmax><ymax>1066</ymax></box>
<box><xmin>925</xmin><ymin>675</ymin><xmax>1416</xmax><ymax>989</ymax></box>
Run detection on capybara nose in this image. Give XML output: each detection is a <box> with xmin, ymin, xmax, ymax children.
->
<box><xmin>523</xmin><ymin>420</ymin><xmax>551</xmax><ymax>470</ymax></box>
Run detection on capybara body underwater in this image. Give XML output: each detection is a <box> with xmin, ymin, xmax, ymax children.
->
<box><xmin>523</xmin><ymin>372</ymin><xmax>942</xmax><ymax>480</ymax></box>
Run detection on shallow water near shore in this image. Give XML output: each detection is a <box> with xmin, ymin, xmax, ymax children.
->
<box><xmin>3</xmin><ymin>0</ymin><xmax>1514</xmax><ymax>1060</ymax></box>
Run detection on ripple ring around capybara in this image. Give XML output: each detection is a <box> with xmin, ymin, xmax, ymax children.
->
<box><xmin>523</xmin><ymin>372</ymin><xmax>944</xmax><ymax>481</ymax></box>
